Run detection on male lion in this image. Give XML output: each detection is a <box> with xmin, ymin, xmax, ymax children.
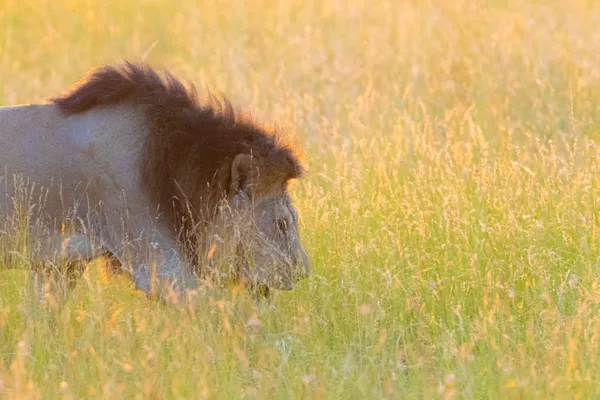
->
<box><xmin>0</xmin><ymin>61</ymin><xmax>309</xmax><ymax>302</ymax></box>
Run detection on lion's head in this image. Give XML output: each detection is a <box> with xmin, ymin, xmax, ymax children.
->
<box><xmin>212</xmin><ymin>153</ymin><xmax>310</xmax><ymax>295</ymax></box>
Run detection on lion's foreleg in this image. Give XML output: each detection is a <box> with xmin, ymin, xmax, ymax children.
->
<box><xmin>99</xmin><ymin>196</ymin><xmax>199</xmax><ymax>304</ymax></box>
<box><xmin>130</xmin><ymin>246</ymin><xmax>197</xmax><ymax>304</ymax></box>
<box><xmin>104</xmin><ymin>231</ymin><xmax>197</xmax><ymax>304</ymax></box>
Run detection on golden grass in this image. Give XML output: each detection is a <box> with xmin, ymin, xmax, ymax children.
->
<box><xmin>3</xmin><ymin>0</ymin><xmax>600</xmax><ymax>398</ymax></box>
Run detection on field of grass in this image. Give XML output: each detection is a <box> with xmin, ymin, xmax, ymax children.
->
<box><xmin>3</xmin><ymin>0</ymin><xmax>600</xmax><ymax>398</ymax></box>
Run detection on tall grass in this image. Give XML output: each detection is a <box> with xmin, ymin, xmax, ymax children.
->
<box><xmin>2</xmin><ymin>0</ymin><xmax>600</xmax><ymax>398</ymax></box>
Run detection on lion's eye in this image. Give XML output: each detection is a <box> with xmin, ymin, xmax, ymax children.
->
<box><xmin>277</xmin><ymin>219</ymin><xmax>288</xmax><ymax>233</ymax></box>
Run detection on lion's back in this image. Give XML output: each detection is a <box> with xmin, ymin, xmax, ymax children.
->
<box><xmin>0</xmin><ymin>102</ymin><xmax>147</xmax><ymax>221</ymax></box>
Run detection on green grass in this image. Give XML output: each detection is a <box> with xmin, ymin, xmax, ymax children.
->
<box><xmin>2</xmin><ymin>0</ymin><xmax>600</xmax><ymax>398</ymax></box>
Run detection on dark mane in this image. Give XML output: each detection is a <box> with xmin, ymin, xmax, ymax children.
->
<box><xmin>51</xmin><ymin>61</ymin><xmax>304</xmax><ymax>243</ymax></box>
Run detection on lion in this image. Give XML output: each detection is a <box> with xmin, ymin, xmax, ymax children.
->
<box><xmin>0</xmin><ymin>61</ymin><xmax>310</xmax><ymax>302</ymax></box>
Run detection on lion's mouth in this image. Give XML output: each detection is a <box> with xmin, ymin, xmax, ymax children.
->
<box><xmin>248</xmin><ymin>283</ymin><xmax>271</xmax><ymax>299</ymax></box>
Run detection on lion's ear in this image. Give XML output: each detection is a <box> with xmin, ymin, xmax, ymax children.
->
<box><xmin>230</xmin><ymin>153</ymin><xmax>254</xmax><ymax>197</ymax></box>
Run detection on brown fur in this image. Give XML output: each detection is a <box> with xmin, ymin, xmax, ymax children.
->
<box><xmin>51</xmin><ymin>61</ymin><xmax>305</xmax><ymax>253</ymax></box>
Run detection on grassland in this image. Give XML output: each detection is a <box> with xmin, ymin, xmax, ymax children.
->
<box><xmin>2</xmin><ymin>0</ymin><xmax>600</xmax><ymax>398</ymax></box>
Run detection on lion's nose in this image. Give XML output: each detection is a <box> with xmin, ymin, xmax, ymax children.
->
<box><xmin>295</xmin><ymin>247</ymin><xmax>310</xmax><ymax>280</ymax></box>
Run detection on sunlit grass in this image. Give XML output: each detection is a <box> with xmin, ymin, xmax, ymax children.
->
<box><xmin>3</xmin><ymin>0</ymin><xmax>600</xmax><ymax>398</ymax></box>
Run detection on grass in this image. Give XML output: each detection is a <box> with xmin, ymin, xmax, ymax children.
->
<box><xmin>2</xmin><ymin>0</ymin><xmax>600</xmax><ymax>398</ymax></box>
